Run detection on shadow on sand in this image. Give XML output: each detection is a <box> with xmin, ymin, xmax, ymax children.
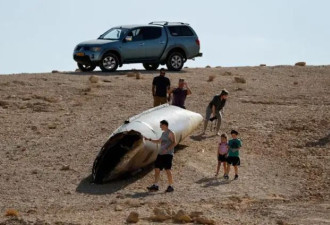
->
<box><xmin>76</xmin><ymin>165</ymin><xmax>153</xmax><ymax>195</ymax></box>
<box><xmin>63</xmin><ymin>69</ymin><xmax>187</xmax><ymax>76</ymax></box>
<box><xmin>196</xmin><ymin>177</ymin><xmax>232</xmax><ymax>187</ymax></box>
<box><xmin>76</xmin><ymin>144</ymin><xmax>188</xmax><ymax>195</ymax></box>
<box><xmin>190</xmin><ymin>134</ymin><xmax>216</xmax><ymax>141</ymax></box>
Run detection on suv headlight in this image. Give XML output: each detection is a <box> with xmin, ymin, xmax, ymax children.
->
<box><xmin>90</xmin><ymin>47</ymin><xmax>101</xmax><ymax>52</ymax></box>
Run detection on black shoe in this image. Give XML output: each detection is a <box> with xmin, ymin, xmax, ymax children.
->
<box><xmin>165</xmin><ymin>186</ymin><xmax>174</xmax><ymax>193</ymax></box>
<box><xmin>147</xmin><ymin>184</ymin><xmax>159</xmax><ymax>191</ymax></box>
<box><xmin>234</xmin><ymin>174</ymin><xmax>238</xmax><ymax>180</ymax></box>
<box><xmin>224</xmin><ymin>175</ymin><xmax>229</xmax><ymax>180</ymax></box>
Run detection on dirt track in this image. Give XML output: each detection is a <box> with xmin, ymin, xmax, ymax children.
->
<box><xmin>0</xmin><ymin>66</ymin><xmax>329</xmax><ymax>224</ymax></box>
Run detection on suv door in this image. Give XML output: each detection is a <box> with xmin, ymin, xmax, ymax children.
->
<box><xmin>143</xmin><ymin>27</ymin><xmax>166</xmax><ymax>59</ymax></box>
<box><xmin>121</xmin><ymin>28</ymin><xmax>146</xmax><ymax>62</ymax></box>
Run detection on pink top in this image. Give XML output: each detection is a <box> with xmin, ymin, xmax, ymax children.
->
<box><xmin>218</xmin><ymin>142</ymin><xmax>228</xmax><ymax>155</ymax></box>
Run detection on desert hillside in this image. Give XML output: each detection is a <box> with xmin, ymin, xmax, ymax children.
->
<box><xmin>0</xmin><ymin>66</ymin><xmax>329</xmax><ymax>225</ymax></box>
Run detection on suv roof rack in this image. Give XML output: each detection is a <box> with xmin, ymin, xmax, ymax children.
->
<box><xmin>149</xmin><ymin>21</ymin><xmax>189</xmax><ymax>26</ymax></box>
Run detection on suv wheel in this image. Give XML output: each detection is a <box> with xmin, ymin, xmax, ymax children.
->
<box><xmin>77</xmin><ymin>63</ymin><xmax>96</xmax><ymax>72</ymax></box>
<box><xmin>166</xmin><ymin>52</ymin><xmax>184</xmax><ymax>71</ymax></box>
<box><xmin>100</xmin><ymin>53</ymin><xmax>119</xmax><ymax>72</ymax></box>
<box><xmin>143</xmin><ymin>63</ymin><xmax>159</xmax><ymax>71</ymax></box>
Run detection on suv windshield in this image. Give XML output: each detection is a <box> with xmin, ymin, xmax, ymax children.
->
<box><xmin>99</xmin><ymin>28</ymin><xmax>127</xmax><ymax>40</ymax></box>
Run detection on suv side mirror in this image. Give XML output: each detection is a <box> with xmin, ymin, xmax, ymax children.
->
<box><xmin>125</xmin><ymin>36</ymin><xmax>133</xmax><ymax>42</ymax></box>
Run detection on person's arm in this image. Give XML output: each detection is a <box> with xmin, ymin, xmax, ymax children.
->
<box><xmin>145</xmin><ymin>137</ymin><xmax>161</xmax><ymax>144</ymax></box>
<box><xmin>168</xmin><ymin>87</ymin><xmax>174</xmax><ymax>95</ymax></box>
<box><xmin>212</xmin><ymin>105</ymin><xmax>216</xmax><ymax>117</ymax></box>
<box><xmin>185</xmin><ymin>83</ymin><xmax>192</xmax><ymax>95</ymax></box>
<box><xmin>152</xmin><ymin>78</ymin><xmax>156</xmax><ymax>96</ymax></box>
<box><xmin>167</xmin><ymin>85</ymin><xmax>171</xmax><ymax>102</ymax></box>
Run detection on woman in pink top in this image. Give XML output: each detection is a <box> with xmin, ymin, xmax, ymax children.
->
<box><xmin>215</xmin><ymin>133</ymin><xmax>228</xmax><ymax>177</ymax></box>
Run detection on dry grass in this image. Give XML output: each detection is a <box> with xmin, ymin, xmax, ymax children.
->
<box><xmin>5</xmin><ymin>209</ymin><xmax>19</xmax><ymax>217</ymax></box>
<box><xmin>207</xmin><ymin>75</ymin><xmax>216</xmax><ymax>82</ymax></box>
<box><xmin>234</xmin><ymin>77</ymin><xmax>246</xmax><ymax>83</ymax></box>
<box><xmin>295</xmin><ymin>62</ymin><xmax>306</xmax><ymax>66</ymax></box>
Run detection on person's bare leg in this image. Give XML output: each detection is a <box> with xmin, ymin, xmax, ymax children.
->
<box><xmin>234</xmin><ymin>166</ymin><xmax>238</xmax><ymax>175</ymax></box>
<box><xmin>203</xmin><ymin>120</ymin><xmax>208</xmax><ymax>134</ymax></box>
<box><xmin>165</xmin><ymin>169</ymin><xmax>173</xmax><ymax>185</ymax></box>
<box><xmin>226</xmin><ymin>164</ymin><xmax>231</xmax><ymax>176</ymax></box>
<box><xmin>215</xmin><ymin>161</ymin><xmax>221</xmax><ymax>176</ymax></box>
<box><xmin>223</xmin><ymin>162</ymin><xmax>227</xmax><ymax>176</ymax></box>
<box><xmin>216</xmin><ymin>114</ymin><xmax>222</xmax><ymax>135</ymax></box>
<box><xmin>154</xmin><ymin>168</ymin><xmax>160</xmax><ymax>184</ymax></box>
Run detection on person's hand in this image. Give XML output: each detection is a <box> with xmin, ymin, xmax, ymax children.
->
<box><xmin>167</xmin><ymin>96</ymin><xmax>171</xmax><ymax>102</ymax></box>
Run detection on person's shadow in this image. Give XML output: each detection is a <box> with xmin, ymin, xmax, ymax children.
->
<box><xmin>196</xmin><ymin>176</ymin><xmax>231</xmax><ymax>187</ymax></box>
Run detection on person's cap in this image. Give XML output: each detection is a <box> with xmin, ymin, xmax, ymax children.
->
<box><xmin>220</xmin><ymin>89</ymin><xmax>229</xmax><ymax>96</ymax></box>
<box><xmin>231</xmin><ymin>130</ymin><xmax>239</xmax><ymax>135</ymax></box>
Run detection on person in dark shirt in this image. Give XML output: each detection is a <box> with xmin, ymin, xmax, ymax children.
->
<box><xmin>203</xmin><ymin>89</ymin><xmax>229</xmax><ymax>135</ymax></box>
<box><xmin>152</xmin><ymin>68</ymin><xmax>171</xmax><ymax>107</ymax></box>
<box><xmin>168</xmin><ymin>78</ymin><xmax>192</xmax><ymax>109</ymax></box>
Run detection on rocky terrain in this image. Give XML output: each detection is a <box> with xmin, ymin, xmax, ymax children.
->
<box><xmin>0</xmin><ymin>66</ymin><xmax>329</xmax><ymax>224</ymax></box>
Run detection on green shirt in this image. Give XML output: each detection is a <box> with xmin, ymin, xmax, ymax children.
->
<box><xmin>228</xmin><ymin>139</ymin><xmax>242</xmax><ymax>157</ymax></box>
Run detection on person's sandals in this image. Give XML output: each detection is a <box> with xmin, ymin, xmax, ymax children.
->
<box><xmin>147</xmin><ymin>184</ymin><xmax>159</xmax><ymax>192</ymax></box>
<box><xmin>234</xmin><ymin>174</ymin><xmax>238</xmax><ymax>180</ymax></box>
<box><xmin>165</xmin><ymin>186</ymin><xmax>174</xmax><ymax>193</ymax></box>
<box><xmin>224</xmin><ymin>175</ymin><xmax>229</xmax><ymax>180</ymax></box>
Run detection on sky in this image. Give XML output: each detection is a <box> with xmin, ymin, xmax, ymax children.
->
<box><xmin>0</xmin><ymin>0</ymin><xmax>329</xmax><ymax>74</ymax></box>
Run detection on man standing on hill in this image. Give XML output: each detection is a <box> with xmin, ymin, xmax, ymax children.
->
<box><xmin>152</xmin><ymin>68</ymin><xmax>171</xmax><ymax>107</ymax></box>
<box><xmin>168</xmin><ymin>78</ymin><xmax>192</xmax><ymax>109</ymax></box>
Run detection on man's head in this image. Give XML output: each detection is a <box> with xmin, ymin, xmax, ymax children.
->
<box><xmin>160</xmin><ymin>120</ymin><xmax>169</xmax><ymax>130</ymax></box>
<box><xmin>230</xmin><ymin>129</ymin><xmax>239</xmax><ymax>138</ymax></box>
<box><xmin>160</xmin><ymin>68</ymin><xmax>166</xmax><ymax>76</ymax></box>
<box><xmin>178</xmin><ymin>78</ymin><xmax>185</xmax><ymax>88</ymax></box>
<box><xmin>220</xmin><ymin>89</ymin><xmax>229</xmax><ymax>100</ymax></box>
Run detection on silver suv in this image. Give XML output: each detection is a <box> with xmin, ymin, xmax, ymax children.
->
<box><xmin>73</xmin><ymin>22</ymin><xmax>202</xmax><ymax>72</ymax></box>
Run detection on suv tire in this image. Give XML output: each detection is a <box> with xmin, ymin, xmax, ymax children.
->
<box><xmin>143</xmin><ymin>63</ymin><xmax>159</xmax><ymax>71</ymax></box>
<box><xmin>77</xmin><ymin>63</ymin><xmax>96</xmax><ymax>72</ymax></box>
<box><xmin>100</xmin><ymin>53</ymin><xmax>119</xmax><ymax>72</ymax></box>
<box><xmin>166</xmin><ymin>52</ymin><xmax>184</xmax><ymax>71</ymax></box>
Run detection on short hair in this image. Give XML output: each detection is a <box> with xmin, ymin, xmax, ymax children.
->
<box><xmin>220</xmin><ymin>133</ymin><xmax>228</xmax><ymax>139</ymax></box>
<box><xmin>179</xmin><ymin>78</ymin><xmax>185</xmax><ymax>82</ymax></box>
<box><xmin>231</xmin><ymin>130</ymin><xmax>239</xmax><ymax>135</ymax></box>
<box><xmin>220</xmin><ymin>89</ymin><xmax>229</xmax><ymax>96</ymax></box>
<box><xmin>160</xmin><ymin>120</ymin><xmax>169</xmax><ymax>126</ymax></box>
<box><xmin>160</xmin><ymin>68</ymin><xmax>166</xmax><ymax>73</ymax></box>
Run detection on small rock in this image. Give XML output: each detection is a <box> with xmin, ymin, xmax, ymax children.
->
<box><xmin>149</xmin><ymin>208</ymin><xmax>171</xmax><ymax>222</ymax></box>
<box><xmin>293</xmin><ymin>81</ymin><xmax>298</xmax><ymax>85</ymax></box>
<box><xmin>295</xmin><ymin>62</ymin><xmax>306</xmax><ymax>66</ymax></box>
<box><xmin>115</xmin><ymin>205</ymin><xmax>123</xmax><ymax>211</ymax></box>
<box><xmin>195</xmin><ymin>216</ymin><xmax>215</xmax><ymax>225</ymax></box>
<box><xmin>60</xmin><ymin>165</ymin><xmax>70</xmax><ymax>171</ymax></box>
<box><xmin>189</xmin><ymin>211</ymin><xmax>203</xmax><ymax>218</ymax></box>
<box><xmin>89</xmin><ymin>75</ymin><xmax>99</xmax><ymax>83</ymax></box>
<box><xmin>260</xmin><ymin>64</ymin><xmax>266</xmax><ymax>66</ymax></box>
<box><xmin>126</xmin><ymin>212</ymin><xmax>139</xmax><ymax>223</ymax></box>
<box><xmin>205</xmin><ymin>65</ymin><xmax>211</xmax><ymax>68</ymax></box>
<box><xmin>48</xmin><ymin>123</ymin><xmax>57</xmax><ymax>129</ymax></box>
<box><xmin>52</xmin><ymin>70</ymin><xmax>59</xmax><ymax>73</ymax></box>
<box><xmin>5</xmin><ymin>209</ymin><xmax>19</xmax><ymax>217</ymax></box>
<box><xmin>234</xmin><ymin>77</ymin><xmax>246</xmax><ymax>83</ymax></box>
<box><xmin>31</xmin><ymin>126</ymin><xmax>38</xmax><ymax>131</ymax></box>
<box><xmin>102</xmin><ymin>79</ymin><xmax>112</xmax><ymax>83</ymax></box>
<box><xmin>31</xmin><ymin>169</ymin><xmax>38</xmax><ymax>174</ymax></box>
<box><xmin>173</xmin><ymin>210</ymin><xmax>192</xmax><ymax>223</ymax></box>
<box><xmin>135</xmin><ymin>72</ymin><xmax>141</xmax><ymax>79</ymax></box>
<box><xmin>223</xmin><ymin>71</ymin><xmax>232</xmax><ymax>76</ymax></box>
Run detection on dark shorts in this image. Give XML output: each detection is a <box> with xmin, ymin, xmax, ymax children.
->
<box><xmin>226</xmin><ymin>156</ymin><xmax>240</xmax><ymax>166</ymax></box>
<box><xmin>154</xmin><ymin>154</ymin><xmax>173</xmax><ymax>170</ymax></box>
<box><xmin>218</xmin><ymin>154</ymin><xmax>227</xmax><ymax>162</ymax></box>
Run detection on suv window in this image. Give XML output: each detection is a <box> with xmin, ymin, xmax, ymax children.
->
<box><xmin>142</xmin><ymin>27</ymin><xmax>162</xmax><ymax>40</ymax></box>
<box><xmin>127</xmin><ymin>28</ymin><xmax>144</xmax><ymax>41</ymax></box>
<box><xmin>168</xmin><ymin>26</ymin><xmax>194</xmax><ymax>36</ymax></box>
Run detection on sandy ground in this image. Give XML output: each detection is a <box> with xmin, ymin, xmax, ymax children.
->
<box><xmin>0</xmin><ymin>66</ymin><xmax>329</xmax><ymax>225</ymax></box>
